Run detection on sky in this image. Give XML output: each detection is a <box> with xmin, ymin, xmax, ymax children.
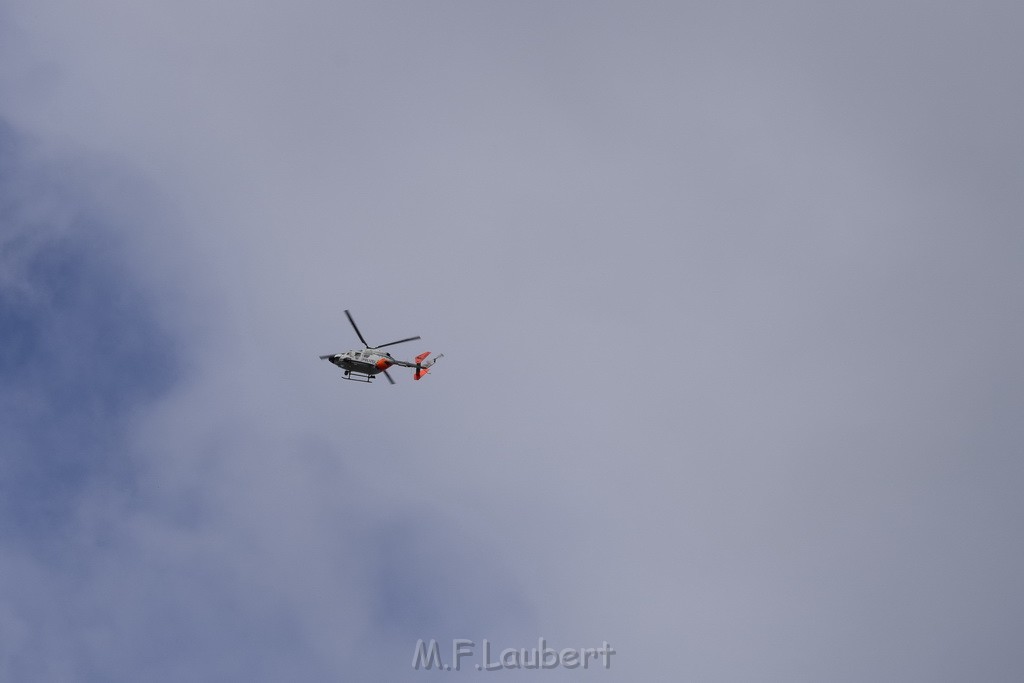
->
<box><xmin>2</xmin><ymin>1</ymin><xmax>1023</xmax><ymax>681</ymax></box>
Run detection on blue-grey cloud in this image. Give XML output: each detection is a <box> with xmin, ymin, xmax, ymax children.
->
<box><xmin>0</xmin><ymin>120</ymin><xmax>178</xmax><ymax>540</ymax></box>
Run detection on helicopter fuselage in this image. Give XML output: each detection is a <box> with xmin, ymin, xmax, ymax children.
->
<box><xmin>326</xmin><ymin>349</ymin><xmax>394</xmax><ymax>376</ymax></box>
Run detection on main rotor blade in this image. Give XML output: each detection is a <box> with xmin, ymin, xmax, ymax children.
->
<box><xmin>375</xmin><ymin>335</ymin><xmax>421</xmax><ymax>349</ymax></box>
<box><xmin>344</xmin><ymin>309</ymin><xmax>369</xmax><ymax>347</ymax></box>
<box><xmin>383</xmin><ymin>369</ymin><xmax>396</xmax><ymax>385</ymax></box>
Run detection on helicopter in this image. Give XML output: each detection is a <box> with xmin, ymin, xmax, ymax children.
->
<box><xmin>319</xmin><ymin>310</ymin><xmax>443</xmax><ymax>384</ymax></box>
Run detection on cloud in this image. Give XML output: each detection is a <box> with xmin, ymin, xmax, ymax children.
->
<box><xmin>0</xmin><ymin>121</ymin><xmax>177</xmax><ymax>537</ymax></box>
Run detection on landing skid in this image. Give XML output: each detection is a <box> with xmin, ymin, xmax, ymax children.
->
<box><xmin>341</xmin><ymin>371</ymin><xmax>374</xmax><ymax>383</ymax></box>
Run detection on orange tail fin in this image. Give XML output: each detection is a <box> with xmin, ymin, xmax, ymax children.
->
<box><xmin>413</xmin><ymin>351</ymin><xmax>441</xmax><ymax>380</ymax></box>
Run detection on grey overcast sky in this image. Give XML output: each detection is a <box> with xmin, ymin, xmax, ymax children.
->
<box><xmin>2</xmin><ymin>2</ymin><xmax>1023</xmax><ymax>681</ymax></box>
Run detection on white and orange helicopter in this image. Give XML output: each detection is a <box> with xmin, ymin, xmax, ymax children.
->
<box><xmin>319</xmin><ymin>310</ymin><xmax>443</xmax><ymax>384</ymax></box>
